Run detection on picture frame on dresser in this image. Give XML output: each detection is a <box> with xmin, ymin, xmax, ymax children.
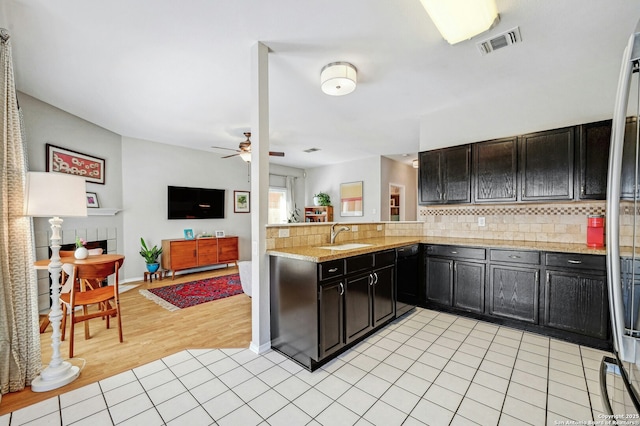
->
<box><xmin>46</xmin><ymin>144</ymin><xmax>105</xmax><ymax>184</ymax></box>
<box><xmin>184</xmin><ymin>229</ymin><xmax>194</xmax><ymax>240</ymax></box>
<box><xmin>215</xmin><ymin>230</ymin><xmax>225</xmax><ymax>238</ymax></box>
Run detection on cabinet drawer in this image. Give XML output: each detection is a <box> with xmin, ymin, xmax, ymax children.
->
<box><xmin>490</xmin><ymin>249</ymin><xmax>540</xmax><ymax>265</ymax></box>
<box><xmin>545</xmin><ymin>252</ymin><xmax>605</xmax><ymax>271</ymax></box>
<box><xmin>345</xmin><ymin>254</ymin><xmax>374</xmax><ymax>275</ymax></box>
<box><xmin>375</xmin><ymin>250</ymin><xmax>396</xmax><ymax>268</ymax></box>
<box><xmin>319</xmin><ymin>260</ymin><xmax>344</xmax><ymax>281</ymax></box>
<box><xmin>426</xmin><ymin>245</ymin><xmax>485</xmax><ymax>260</ymax></box>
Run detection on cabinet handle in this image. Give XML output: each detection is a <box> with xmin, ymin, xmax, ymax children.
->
<box><xmin>535</xmin><ymin>271</ymin><xmax>539</xmax><ymax>283</ymax></box>
<box><xmin>398</xmin><ymin>248</ymin><xmax>405</xmax><ymax>252</ymax></box>
<box><xmin>451</xmin><ymin>251</ymin><xmax>458</xmax><ymax>254</ymax></box>
<box><xmin>373</xmin><ymin>272</ymin><xmax>379</xmax><ymax>285</ymax></box>
<box><xmin>369</xmin><ymin>274</ymin><xmax>374</xmax><ymax>286</ymax></box>
<box><xmin>454</xmin><ymin>263</ymin><xmax>457</xmax><ymax>272</ymax></box>
<box><xmin>567</xmin><ymin>260</ymin><xmax>583</xmax><ymax>264</ymax></box>
<box><xmin>508</xmin><ymin>255</ymin><xmax>521</xmax><ymax>259</ymax></box>
<box><xmin>328</xmin><ymin>268</ymin><xmax>338</xmax><ymax>273</ymax></box>
<box><xmin>338</xmin><ymin>282</ymin><xmax>344</xmax><ymax>296</ymax></box>
<box><xmin>581</xmin><ymin>185</ymin><xmax>585</xmax><ymax>196</ymax></box>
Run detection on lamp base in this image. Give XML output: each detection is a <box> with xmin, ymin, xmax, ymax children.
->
<box><xmin>31</xmin><ymin>361</ymin><xmax>79</xmax><ymax>392</ymax></box>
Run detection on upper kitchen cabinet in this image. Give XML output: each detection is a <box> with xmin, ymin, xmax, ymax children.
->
<box><xmin>621</xmin><ymin>117</ymin><xmax>638</xmax><ymax>199</ymax></box>
<box><xmin>418</xmin><ymin>145</ymin><xmax>471</xmax><ymax>205</ymax></box>
<box><xmin>473</xmin><ymin>137</ymin><xmax>518</xmax><ymax>203</ymax></box>
<box><xmin>519</xmin><ymin>127</ymin><xmax>575</xmax><ymax>201</ymax></box>
<box><xmin>578</xmin><ymin>120</ymin><xmax>611</xmax><ymax>200</ymax></box>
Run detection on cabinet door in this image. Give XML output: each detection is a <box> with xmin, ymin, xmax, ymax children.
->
<box><xmin>218</xmin><ymin>237</ymin><xmax>239</xmax><ymax>262</ymax></box>
<box><xmin>520</xmin><ymin>127</ymin><xmax>574</xmax><ymax>201</ymax></box>
<box><xmin>544</xmin><ymin>270</ymin><xmax>608</xmax><ymax>339</ymax></box>
<box><xmin>442</xmin><ymin>145</ymin><xmax>471</xmax><ymax>203</ymax></box>
<box><xmin>197</xmin><ymin>239</ymin><xmax>218</xmax><ymax>265</ymax></box>
<box><xmin>453</xmin><ymin>261</ymin><xmax>485</xmax><ymax>314</ymax></box>
<box><xmin>578</xmin><ymin>120</ymin><xmax>610</xmax><ymax>200</ymax></box>
<box><xmin>319</xmin><ymin>280</ymin><xmax>344</xmax><ymax>359</ymax></box>
<box><xmin>426</xmin><ymin>257</ymin><xmax>453</xmax><ymax>306</ymax></box>
<box><xmin>170</xmin><ymin>240</ymin><xmax>197</xmax><ymax>269</ymax></box>
<box><xmin>489</xmin><ymin>265</ymin><xmax>539</xmax><ymax>323</ymax></box>
<box><xmin>474</xmin><ymin>138</ymin><xmax>517</xmax><ymax>202</ymax></box>
<box><xmin>345</xmin><ymin>273</ymin><xmax>373</xmax><ymax>343</ymax></box>
<box><xmin>372</xmin><ymin>265</ymin><xmax>395</xmax><ymax>327</ymax></box>
<box><xmin>621</xmin><ymin>117</ymin><xmax>638</xmax><ymax>199</ymax></box>
<box><xmin>418</xmin><ymin>150</ymin><xmax>442</xmax><ymax>204</ymax></box>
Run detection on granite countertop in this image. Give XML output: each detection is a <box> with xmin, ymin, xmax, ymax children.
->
<box><xmin>267</xmin><ymin>236</ymin><xmax>608</xmax><ymax>262</ymax></box>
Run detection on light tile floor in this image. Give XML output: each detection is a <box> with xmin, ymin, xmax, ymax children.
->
<box><xmin>0</xmin><ymin>308</ymin><xmax>611</xmax><ymax>426</ymax></box>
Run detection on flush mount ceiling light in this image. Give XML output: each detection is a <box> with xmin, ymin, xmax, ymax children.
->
<box><xmin>419</xmin><ymin>0</ymin><xmax>500</xmax><ymax>45</ymax></box>
<box><xmin>320</xmin><ymin>62</ymin><xmax>357</xmax><ymax>96</ymax></box>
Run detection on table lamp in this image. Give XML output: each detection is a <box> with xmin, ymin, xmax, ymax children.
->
<box><xmin>24</xmin><ymin>171</ymin><xmax>87</xmax><ymax>392</ymax></box>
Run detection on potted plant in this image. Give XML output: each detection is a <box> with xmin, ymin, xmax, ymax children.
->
<box><xmin>140</xmin><ymin>238</ymin><xmax>162</xmax><ymax>273</ymax></box>
<box><xmin>313</xmin><ymin>192</ymin><xmax>331</xmax><ymax>206</ymax></box>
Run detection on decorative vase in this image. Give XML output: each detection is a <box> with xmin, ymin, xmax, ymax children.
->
<box><xmin>74</xmin><ymin>247</ymin><xmax>88</xmax><ymax>260</ymax></box>
<box><xmin>146</xmin><ymin>263</ymin><xmax>160</xmax><ymax>273</ymax></box>
<box><xmin>313</xmin><ymin>196</ymin><xmax>320</xmax><ymax>206</ymax></box>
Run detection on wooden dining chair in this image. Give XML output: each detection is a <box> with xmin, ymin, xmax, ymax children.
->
<box><xmin>60</xmin><ymin>259</ymin><xmax>123</xmax><ymax>358</ymax></box>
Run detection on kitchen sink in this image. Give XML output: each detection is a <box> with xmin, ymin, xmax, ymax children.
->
<box><xmin>317</xmin><ymin>243</ymin><xmax>373</xmax><ymax>250</ymax></box>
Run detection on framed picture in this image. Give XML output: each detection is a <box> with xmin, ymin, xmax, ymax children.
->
<box><xmin>46</xmin><ymin>144</ymin><xmax>105</xmax><ymax>184</ymax></box>
<box><xmin>86</xmin><ymin>192</ymin><xmax>99</xmax><ymax>208</ymax></box>
<box><xmin>234</xmin><ymin>190</ymin><xmax>250</xmax><ymax>213</ymax></box>
<box><xmin>184</xmin><ymin>229</ymin><xmax>195</xmax><ymax>240</ymax></box>
<box><xmin>215</xmin><ymin>230</ymin><xmax>225</xmax><ymax>238</ymax></box>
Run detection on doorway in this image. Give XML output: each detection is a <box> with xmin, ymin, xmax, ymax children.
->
<box><xmin>389</xmin><ymin>183</ymin><xmax>405</xmax><ymax>221</ymax></box>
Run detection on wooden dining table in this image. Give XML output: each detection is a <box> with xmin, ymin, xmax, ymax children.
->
<box><xmin>35</xmin><ymin>254</ymin><xmax>125</xmax><ymax>333</ymax></box>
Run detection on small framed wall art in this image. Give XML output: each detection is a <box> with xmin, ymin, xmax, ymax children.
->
<box><xmin>86</xmin><ymin>192</ymin><xmax>99</xmax><ymax>208</ymax></box>
<box><xmin>215</xmin><ymin>230</ymin><xmax>225</xmax><ymax>238</ymax></box>
<box><xmin>184</xmin><ymin>229</ymin><xmax>195</xmax><ymax>240</ymax></box>
<box><xmin>234</xmin><ymin>190</ymin><xmax>250</xmax><ymax>213</ymax></box>
<box><xmin>46</xmin><ymin>144</ymin><xmax>105</xmax><ymax>184</ymax></box>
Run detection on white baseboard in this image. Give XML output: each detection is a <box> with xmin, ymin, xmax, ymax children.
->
<box><xmin>249</xmin><ymin>341</ymin><xmax>272</xmax><ymax>354</ymax></box>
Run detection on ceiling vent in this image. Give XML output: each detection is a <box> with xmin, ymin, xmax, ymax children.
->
<box><xmin>476</xmin><ymin>27</ymin><xmax>522</xmax><ymax>55</ymax></box>
<box><xmin>303</xmin><ymin>148</ymin><xmax>321</xmax><ymax>153</ymax></box>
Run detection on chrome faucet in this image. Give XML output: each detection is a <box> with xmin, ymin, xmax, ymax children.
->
<box><xmin>330</xmin><ymin>223</ymin><xmax>350</xmax><ymax>244</ymax></box>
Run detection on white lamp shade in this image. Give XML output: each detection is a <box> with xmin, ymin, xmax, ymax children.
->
<box><xmin>320</xmin><ymin>62</ymin><xmax>357</xmax><ymax>96</ymax></box>
<box><xmin>419</xmin><ymin>0</ymin><xmax>499</xmax><ymax>45</ymax></box>
<box><xmin>239</xmin><ymin>152</ymin><xmax>251</xmax><ymax>162</ymax></box>
<box><xmin>24</xmin><ymin>172</ymin><xmax>87</xmax><ymax>217</ymax></box>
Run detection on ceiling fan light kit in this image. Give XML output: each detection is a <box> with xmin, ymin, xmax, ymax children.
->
<box><xmin>320</xmin><ymin>62</ymin><xmax>357</xmax><ymax>96</ymax></box>
<box><xmin>211</xmin><ymin>131</ymin><xmax>285</xmax><ymax>162</ymax></box>
<box><xmin>419</xmin><ymin>0</ymin><xmax>499</xmax><ymax>45</ymax></box>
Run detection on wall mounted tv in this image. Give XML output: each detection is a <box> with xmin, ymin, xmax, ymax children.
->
<box><xmin>168</xmin><ymin>186</ymin><xmax>225</xmax><ymax>219</ymax></box>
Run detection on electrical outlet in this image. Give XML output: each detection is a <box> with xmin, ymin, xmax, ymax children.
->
<box><xmin>372</xmin><ymin>208</ymin><xmax>376</xmax><ymax>215</ymax></box>
<box><xmin>278</xmin><ymin>228</ymin><xmax>290</xmax><ymax>238</ymax></box>
<box><xmin>478</xmin><ymin>217</ymin><xmax>486</xmax><ymax>227</ymax></box>
<box><xmin>352</xmin><ymin>225</ymin><xmax>359</xmax><ymax>232</ymax></box>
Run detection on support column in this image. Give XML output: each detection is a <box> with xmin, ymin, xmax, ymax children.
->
<box><xmin>249</xmin><ymin>41</ymin><xmax>271</xmax><ymax>354</ymax></box>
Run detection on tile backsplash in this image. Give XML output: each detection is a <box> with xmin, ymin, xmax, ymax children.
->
<box><xmin>267</xmin><ymin>201</ymin><xmax>615</xmax><ymax>250</ymax></box>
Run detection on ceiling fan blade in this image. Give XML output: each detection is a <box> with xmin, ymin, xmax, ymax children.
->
<box><xmin>221</xmin><ymin>153</ymin><xmax>240</xmax><ymax>159</ymax></box>
<box><xmin>211</xmin><ymin>145</ymin><xmax>241</xmax><ymax>152</ymax></box>
<box><xmin>269</xmin><ymin>151</ymin><xmax>285</xmax><ymax>157</ymax></box>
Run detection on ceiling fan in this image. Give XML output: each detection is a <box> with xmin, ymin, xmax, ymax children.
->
<box><xmin>211</xmin><ymin>132</ymin><xmax>285</xmax><ymax>161</ymax></box>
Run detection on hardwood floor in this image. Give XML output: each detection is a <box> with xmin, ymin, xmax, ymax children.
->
<box><xmin>0</xmin><ymin>267</ymin><xmax>251</xmax><ymax>415</ymax></box>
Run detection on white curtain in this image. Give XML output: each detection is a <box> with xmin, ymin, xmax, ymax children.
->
<box><xmin>285</xmin><ymin>176</ymin><xmax>298</xmax><ymax>222</ymax></box>
<box><xmin>0</xmin><ymin>29</ymin><xmax>41</xmax><ymax>395</ymax></box>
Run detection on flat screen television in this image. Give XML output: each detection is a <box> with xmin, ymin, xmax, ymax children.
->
<box><xmin>168</xmin><ymin>186</ymin><xmax>225</xmax><ymax>219</ymax></box>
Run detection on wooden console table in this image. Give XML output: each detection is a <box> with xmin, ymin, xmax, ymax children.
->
<box><xmin>161</xmin><ymin>236</ymin><xmax>239</xmax><ymax>279</ymax></box>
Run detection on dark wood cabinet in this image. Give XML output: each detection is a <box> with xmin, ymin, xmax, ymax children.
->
<box><xmin>426</xmin><ymin>257</ymin><xmax>453</xmax><ymax>306</ymax></box>
<box><xmin>345</xmin><ymin>272</ymin><xmax>373</xmax><ymax>343</ymax></box>
<box><xmin>544</xmin><ymin>253</ymin><xmax>608</xmax><ymax>340</ymax></box>
<box><xmin>454</xmin><ymin>261</ymin><xmax>485</xmax><ymax>314</ymax></box>
<box><xmin>520</xmin><ymin>127</ymin><xmax>574</xmax><ymax>201</ymax></box>
<box><xmin>319</xmin><ymin>280</ymin><xmax>344</xmax><ymax>359</ymax></box>
<box><xmin>578</xmin><ymin>120</ymin><xmax>611</xmax><ymax>200</ymax></box>
<box><xmin>425</xmin><ymin>245</ymin><xmax>486</xmax><ymax>314</ymax></box>
<box><xmin>473</xmin><ymin>137</ymin><xmax>518</xmax><ymax>202</ymax></box>
<box><xmin>372</xmin><ymin>264</ymin><xmax>395</xmax><ymax>327</ymax></box>
<box><xmin>419</xmin><ymin>145</ymin><xmax>471</xmax><ymax>204</ymax></box>
<box><xmin>621</xmin><ymin>117</ymin><xmax>639</xmax><ymax>199</ymax></box>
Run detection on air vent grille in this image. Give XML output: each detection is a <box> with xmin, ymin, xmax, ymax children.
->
<box><xmin>477</xmin><ymin>26</ymin><xmax>522</xmax><ymax>55</ymax></box>
<box><xmin>304</xmin><ymin>148</ymin><xmax>321</xmax><ymax>153</ymax></box>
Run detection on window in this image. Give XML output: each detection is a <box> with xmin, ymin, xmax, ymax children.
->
<box><xmin>268</xmin><ymin>187</ymin><xmax>287</xmax><ymax>224</ymax></box>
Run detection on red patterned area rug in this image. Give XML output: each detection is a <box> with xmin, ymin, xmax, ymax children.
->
<box><xmin>139</xmin><ymin>273</ymin><xmax>243</xmax><ymax>311</ymax></box>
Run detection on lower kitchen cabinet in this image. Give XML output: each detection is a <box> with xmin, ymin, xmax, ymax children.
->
<box><xmin>270</xmin><ymin>249</ymin><xmax>396</xmax><ymax>370</ymax></box>
<box><xmin>426</xmin><ymin>257</ymin><xmax>453</xmax><ymax>306</ymax></box>
<box><xmin>489</xmin><ymin>265</ymin><xmax>539</xmax><ymax>323</ymax></box>
<box><xmin>454</xmin><ymin>261</ymin><xmax>485</xmax><ymax>314</ymax></box>
<box><xmin>544</xmin><ymin>252</ymin><xmax>608</xmax><ymax>340</ymax></box>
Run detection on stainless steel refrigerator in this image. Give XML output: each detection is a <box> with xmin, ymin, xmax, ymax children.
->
<box><xmin>604</xmin><ymin>19</ymin><xmax>640</xmax><ymax>416</ymax></box>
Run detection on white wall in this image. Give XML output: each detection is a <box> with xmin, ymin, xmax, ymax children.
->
<box><xmin>380</xmin><ymin>157</ymin><xmax>418</xmax><ymax>221</ymax></box>
<box><xmin>121</xmin><ymin>137</ymin><xmax>253</xmax><ymax>279</ymax></box>
<box><xmin>305</xmin><ymin>156</ymin><xmax>381</xmax><ymax>222</ymax></box>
